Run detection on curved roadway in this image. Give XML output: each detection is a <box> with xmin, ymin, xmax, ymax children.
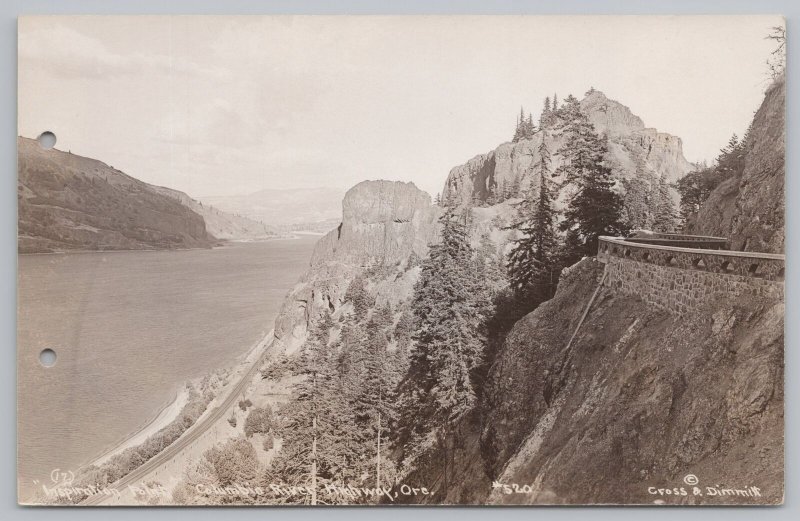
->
<box><xmin>80</xmin><ymin>345</ymin><xmax>269</xmax><ymax>506</ymax></box>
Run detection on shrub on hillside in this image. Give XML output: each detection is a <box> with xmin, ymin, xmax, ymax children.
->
<box><xmin>244</xmin><ymin>406</ymin><xmax>273</xmax><ymax>438</ymax></box>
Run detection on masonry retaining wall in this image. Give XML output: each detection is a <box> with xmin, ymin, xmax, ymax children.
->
<box><xmin>597</xmin><ymin>236</ymin><xmax>784</xmax><ymax>315</ymax></box>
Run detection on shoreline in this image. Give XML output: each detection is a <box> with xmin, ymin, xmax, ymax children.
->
<box><xmin>18</xmin><ymin>235</ymin><xmax>301</xmax><ymax>256</ymax></box>
<box><xmin>84</xmin><ymin>386</ymin><xmax>188</xmax><ymax>469</ymax></box>
<box><xmin>81</xmin><ymin>328</ymin><xmax>275</xmax><ymax>472</ymax></box>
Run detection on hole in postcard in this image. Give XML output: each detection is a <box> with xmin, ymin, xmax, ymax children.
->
<box><xmin>37</xmin><ymin>131</ymin><xmax>56</xmax><ymax>149</ymax></box>
<box><xmin>39</xmin><ymin>348</ymin><xmax>57</xmax><ymax>368</ymax></box>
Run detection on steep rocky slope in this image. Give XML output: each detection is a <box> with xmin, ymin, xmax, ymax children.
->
<box><xmin>257</xmin><ymin>84</ymin><xmax>783</xmax><ymax>506</ymax></box>
<box><xmin>18</xmin><ymin>137</ymin><xmax>216</xmax><ymax>253</ymax></box>
<box><xmin>687</xmin><ymin>76</ymin><xmax>785</xmax><ymax>254</ymax></box>
<box><xmin>442</xmin><ymin>90</ymin><xmax>693</xmax><ymax>210</ymax></box>
<box><xmin>398</xmin><ymin>81</ymin><xmax>785</xmax><ymax>506</ymax></box>
<box><xmin>489</xmin><ymin>260</ymin><xmax>782</xmax><ymax>504</ymax></box>
<box><xmin>270</xmin><ymin>180</ymin><xmax>440</xmax><ymax>354</ymax></box>
<box><xmin>398</xmin><ymin>259</ymin><xmax>783</xmax><ymax>505</ymax></box>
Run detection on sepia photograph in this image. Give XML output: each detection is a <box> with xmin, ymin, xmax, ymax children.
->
<box><xmin>16</xmin><ymin>15</ymin><xmax>785</xmax><ymax>506</ymax></box>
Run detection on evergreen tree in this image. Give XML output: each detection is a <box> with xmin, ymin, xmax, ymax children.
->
<box><xmin>716</xmin><ymin>133</ymin><xmax>746</xmax><ymax>178</ymax></box>
<box><xmin>555</xmin><ymin>94</ymin><xmax>581</xmax><ymax>130</ymax></box>
<box><xmin>395</xmin><ymin>209</ymin><xmax>484</xmax><ymax>461</ymax></box>
<box><xmin>676</xmin><ymin>131</ymin><xmax>748</xmax><ymax>227</ymax></box>
<box><xmin>344</xmin><ymin>274</ymin><xmax>373</xmax><ymax>317</ymax></box>
<box><xmin>539</xmin><ymin>96</ymin><xmax>552</xmax><ymax>128</ymax></box>
<box><xmin>525</xmin><ymin>113</ymin><xmax>536</xmax><ymax>139</ymax></box>
<box><xmin>552</xmin><ymin>92</ymin><xmax>559</xmax><ymax>112</ymax></box>
<box><xmin>512</xmin><ymin>106</ymin><xmax>526</xmax><ymax>142</ymax></box>
<box><xmin>557</xmin><ymin>103</ymin><xmax>626</xmax><ymax>261</ymax></box>
<box><xmin>621</xmin><ymin>176</ymin><xmax>654</xmax><ymax>231</ymax></box>
<box><xmin>652</xmin><ymin>178</ymin><xmax>677</xmax><ymax>233</ymax></box>
<box><xmin>269</xmin><ymin>314</ymin><xmax>362</xmax><ymax>504</ymax></box>
<box><xmin>507</xmin><ymin>132</ymin><xmax>559</xmax><ymax>300</ymax></box>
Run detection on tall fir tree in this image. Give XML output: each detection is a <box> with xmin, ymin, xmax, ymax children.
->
<box><xmin>512</xmin><ymin>106</ymin><xmax>526</xmax><ymax>142</ymax></box>
<box><xmin>525</xmin><ymin>113</ymin><xmax>536</xmax><ymax>139</ymax></box>
<box><xmin>507</xmin><ymin>132</ymin><xmax>559</xmax><ymax>301</ymax></box>
<box><xmin>556</xmin><ymin>101</ymin><xmax>627</xmax><ymax>263</ymax></box>
<box><xmin>395</xmin><ymin>208</ymin><xmax>485</xmax><ymax>462</ymax></box>
<box><xmin>539</xmin><ymin>96</ymin><xmax>552</xmax><ymax>128</ymax></box>
<box><xmin>652</xmin><ymin>178</ymin><xmax>677</xmax><ymax>233</ymax></box>
<box><xmin>555</xmin><ymin>94</ymin><xmax>580</xmax><ymax>130</ymax></box>
<box><xmin>268</xmin><ymin>313</ymin><xmax>363</xmax><ymax>504</ymax></box>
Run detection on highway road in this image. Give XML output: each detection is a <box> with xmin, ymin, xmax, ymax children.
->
<box><xmin>80</xmin><ymin>341</ymin><xmax>270</xmax><ymax>505</ymax></box>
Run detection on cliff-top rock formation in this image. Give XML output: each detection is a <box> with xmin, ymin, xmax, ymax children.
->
<box><xmin>310</xmin><ymin>180</ymin><xmax>440</xmax><ymax>267</ymax></box>
<box><xmin>442</xmin><ymin>90</ymin><xmax>694</xmax><ymax>209</ymax></box>
<box><xmin>271</xmin><ymin>180</ymin><xmax>440</xmax><ymax>353</ymax></box>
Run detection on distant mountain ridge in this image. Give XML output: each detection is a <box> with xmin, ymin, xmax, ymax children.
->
<box><xmin>201</xmin><ymin>187</ymin><xmax>345</xmax><ymax>228</ymax></box>
<box><xmin>149</xmin><ymin>185</ymin><xmax>278</xmax><ymax>241</ymax></box>
<box><xmin>17</xmin><ymin>137</ymin><xmax>271</xmax><ymax>253</ymax></box>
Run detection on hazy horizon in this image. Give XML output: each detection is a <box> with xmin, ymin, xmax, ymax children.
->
<box><xmin>19</xmin><ymin>15</ymin><xmax>783</xmax><ymax>199</ymax></box>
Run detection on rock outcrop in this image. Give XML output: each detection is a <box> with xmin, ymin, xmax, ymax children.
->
<box><xmin>271</xmin><ymin>181</ymin><xmax>440</xmax><ymax>353</ymax></box>
<box><xmin>310</xmin><ymin>181</ymin><xmax>439</xmax><ymax>267</ymax></box>
<box><xmin>17</xmin><ymin>137</ymin><xmax>216</xmax><ymax>253</ymax></box>
<box><xmin>441</xmin><ymin>90</ymin><xmax>694</xmax><ymax>208</ymax></box>
<box><xmin>687</xmin><ymin>76</ymin><xmax>785</xmax><ymax>254</ymax></box>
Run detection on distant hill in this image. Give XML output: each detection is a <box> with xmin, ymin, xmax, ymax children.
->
<box><xmin>201</xmin><ymin>187</ymin><xmax>344</xmax><ymax>227</ymax></box>
<box><xmin>149</xmin><ymin>185</ymin><xmax>279</xmax><ymax>241</ymax></box>
<box><xmin>17</xmin><ymin>137</ymin><xmax>273</xmax><ymax>253</ymax></box>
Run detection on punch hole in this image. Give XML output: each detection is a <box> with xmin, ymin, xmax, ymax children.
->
<box><xmin>39</xmin><ymin>348</ymin><xmax>57</xmax><ymax>368</ymax></box>
<box><xmin>37</xmin><ymin>131</ymin><xmax>57</xmax><ymax>150</ymax></box>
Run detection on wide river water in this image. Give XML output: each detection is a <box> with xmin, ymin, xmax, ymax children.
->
<box><xmin>17</xmin><ymin>237</ymin><xmax>318</xmax><ymax>495</ymax></box>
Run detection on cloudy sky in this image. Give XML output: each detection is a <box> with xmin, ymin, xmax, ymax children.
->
<box><xmin>18</xmin><ymin>15</ymin><xmax>783</xmax><ymax>199</ymax></box>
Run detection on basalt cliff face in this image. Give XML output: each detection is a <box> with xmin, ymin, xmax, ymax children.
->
<box><xmin>687</xmin><ymin>76</ymin><xmax>785</xmax><ymax>254</ymax></box>
<box><xmin>310</xmin><ymin>181</ymin><xmax>439</xmax><ymax>267</ymax></box>
<box><xmin>442</xmin><ymin>91</ymin><xmax>693</xmax><ymax>208</ymax></box>
<box><xmin>271</xmin><ymin>180</ymin><xmax>440</xmax><ymax>353</ymax></box>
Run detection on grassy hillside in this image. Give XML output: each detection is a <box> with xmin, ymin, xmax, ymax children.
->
<box><xmin>18</xmin><ymin>137</ymin><xmax>216</xmax><ymax>253</ymax></box>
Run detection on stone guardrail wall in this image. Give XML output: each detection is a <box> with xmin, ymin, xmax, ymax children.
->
<box><xmin>597</xmin><ymin>235</ymin><xmax>784</xmax><ymax>315</ymax></box>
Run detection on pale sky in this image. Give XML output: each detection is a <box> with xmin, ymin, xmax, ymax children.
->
<box><xmin>18</xmin><ymin>15</ymin><xmax>783</xmax><ymax>199</ymax></box>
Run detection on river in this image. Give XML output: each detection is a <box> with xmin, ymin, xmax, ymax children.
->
<box><xmin>17</xmin><ymin>237</ymin><xmax>318</xmax><ymax>496</ymax></box>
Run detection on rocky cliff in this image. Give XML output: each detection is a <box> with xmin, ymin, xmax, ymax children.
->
<box><xmin>397</xmin><ymin>82</ymin><xmax>784</xmax><ymax>506</ymax></box>
<box><xmin>259</xmin><ymin>84</ymin><xmax>783</xmax><ymax>506</ymax></box>
<box><xmin>399</xmin><ymin>258</ymin><xmax>783</xmax><ymax>505</ymax></box>
<box><xmin>687</xmin><ymin>76</ymin><xmax>785</xmax><ymax>254</ymax></box>
<box><xmin>442</xmin><ymin>90</ymin><xmax>693</xmax><ymax>209</ymax></box>
<box><xmin>17</xmin><ymin>137</ymin><xmax>216</xmax><ymax>253</ymax></box>
<box><xmin>271</xmin><ymin>180</ymin><xmax>440</xmax><ymax>353</ymax></box>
